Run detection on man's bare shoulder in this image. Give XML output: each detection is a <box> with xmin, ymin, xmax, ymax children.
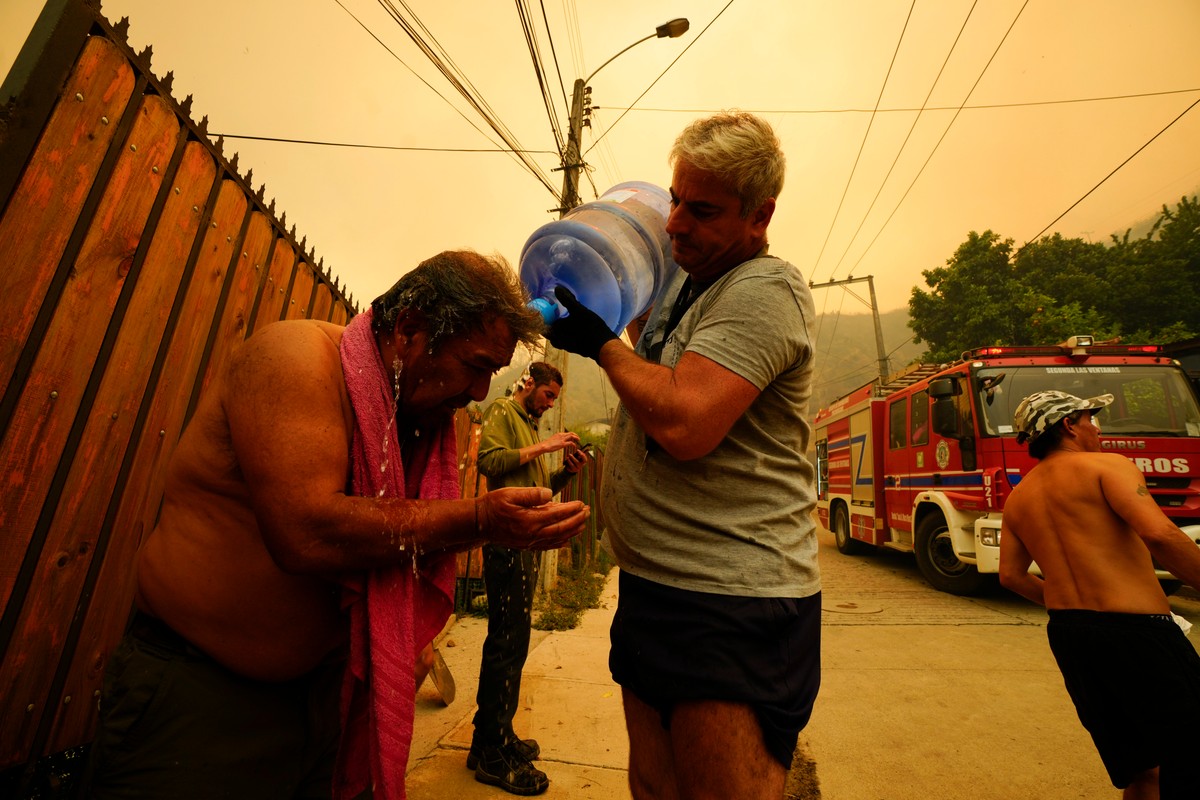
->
<box><xmin>226</xmin><ymin>320</ymin><xmax>345</xmax><ymax>376</ymax></box>
<box><xmin>242</xmin><ymin>318</ymin><xmax>345</xmax><ymax>353</ymax></box>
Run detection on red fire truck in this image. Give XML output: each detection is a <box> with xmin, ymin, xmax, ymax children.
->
<box><xmin>813</xmin><ymin>336</ymin><xmax>1200</xmax><ymax>595</ymax></box>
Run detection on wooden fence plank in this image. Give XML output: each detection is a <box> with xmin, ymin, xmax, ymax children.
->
<box><xmin>284</xmin><ymin>261</ymin><xmax>316</xmax><ymax>320</ymax></box>
<box><xmin>47</xmin><ymin>176</ymin><xmax>248</xmax><ymax>755</ymax></box>
<box><xmin>0</xmin><ymin>92</ymin><xmax>179</xmax><ymax>768</ymax></box>
<box><xmin>252</xmin><ymin>237</ymin><xmax>295</xmax><ymax>329</ymax></box>
<box><xmin>284</xmin><ymin>257</ymin><xmax>314</xmax><ymax>316</ymax></box>
<box><xmin>311</xmin><ymin>280</ymin><xmax>333</xmax><ymax>322</ymax></box>
<box><xmin>330</xmin><ymin>302</ymin><xmax>351</xmax><ymax>326</ymax></box>
<box><xmin>0</xmin><ymin>36</ymin><xmax>134</xmax><ymax>395</ymax></box>
<box><xmin>194</xmin><ymin>210</ymin><xmax>273</xmax><ymax>401</ymax></box>
<box><xmin>0</xmin><ymin>128</ymin><xmax>211</xmax><ymax>767</ymax></box>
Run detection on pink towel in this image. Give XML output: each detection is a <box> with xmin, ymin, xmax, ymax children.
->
<box><xmin>333</xmin><ymin>308</ymin><xmax>458</xmax><ymax>800</ymax></box>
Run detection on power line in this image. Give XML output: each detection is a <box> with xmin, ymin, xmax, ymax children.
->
<box><xmin>826</xmin><ymin>0</ymin><xmax>978</xmax><ymax>280</ymax></box>
<box><xmin>204</xmin><ymin>133</ymin><xmax>556</xmax><ymax>154</ymax></box>
<box><xmin>843</xmin><ymin>0</ymin><xmax>1031</xmax><ymax>278</ymax></box>
<box><xmin>516</xmin><ymin>0</ymin><xmax>566</xmax><ymax>157</ymax></box>
<box><xmin>372</xmin><ymin>0</ymin><xmax>560</xmax><ymax>197</ymax></box>
<box><xmin>600</xmin><ymin>87</ymin><xmax>1200</xmax><ymax>116</ymax></box>
<box><xmin>585</xmin><ymin>0</ymin><xmax>735</xmax><ymax>154</ymax></box>
<box><xmin>1022</xmin><ymin>94</ymin><xmax>1200</xmax><ymax>246</ymax></box>
<box><xmin>537</xmin><ymin>0</ymin><xmax>572</xmax><ymax>126</ymax></box>
<box><xmin>331</xmin><ymin>0</ymin><xmax>508</xmax><ymax>154</ymax></box>
<box><xmin>812</xmin><ymin>0</ymin><xmax>917</xmax><ymax>280</ymax></box>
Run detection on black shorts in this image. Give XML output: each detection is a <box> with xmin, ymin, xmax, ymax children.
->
<box><xmin>90</xmin><ymin>612</ymin><xmax>344</xmax><ymax>799</ymax></box>
<box><xmin>609</xmin><ymin>570</ymin><xmax>821</xmax><ymax>768</ymax></box>
<box><xmin>1047</xmin><ymin>609</ymin><xmax>1200</xmax><ymax>794</ymax></box>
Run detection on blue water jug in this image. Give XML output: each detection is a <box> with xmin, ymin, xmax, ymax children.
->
<box><xmin>519</xmin><ymin>181</ymin><xmax>679</xmax><ymax>334</ymax></box>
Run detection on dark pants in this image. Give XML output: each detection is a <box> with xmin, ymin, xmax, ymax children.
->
<box><xmin>472</xmin><ymin>545</ymin><xmax>539</xmax><ymax>747</ymax></box>
<box><xmin>89</xmin><ymin>612</ymin><xmax>342</xmax><ymax>800</ymax></box>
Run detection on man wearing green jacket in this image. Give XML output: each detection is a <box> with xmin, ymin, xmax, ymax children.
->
<box><xmin>470</xmin><ymin>361</ymin><xmax>588</xmax><ymax>795</ymax></box>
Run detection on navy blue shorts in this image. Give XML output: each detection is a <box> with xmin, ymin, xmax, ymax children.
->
<box><xmin>609</xmin><ymin>570</ymin><xmax>821</xmax><ymax>768</ymax></box>
<box><xmin>1048</xmin><ymin>609</ymin><xmax>1200</xmax><ymax>795</ymax></box>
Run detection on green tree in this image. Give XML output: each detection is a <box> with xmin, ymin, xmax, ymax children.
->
<box><xmin>908</xmin><ymin>231</ymin><xmax>1027</xmax><ymax>362</ymax></box>
<box><xmin>1104</xmin><ymin>197</ymin><xmax>1199</xmax><ymax>341</ymax></box>
<box><xmin>909</xmin><ymin>196</ymin><xmax>1200</xmax><ymax>360</ymax></box>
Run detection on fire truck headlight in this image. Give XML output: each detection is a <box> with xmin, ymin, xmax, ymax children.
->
<box><xmin>979</xmin><ymin>528</ymin><xmax>1001</xmax><ymax>547</ymax></box>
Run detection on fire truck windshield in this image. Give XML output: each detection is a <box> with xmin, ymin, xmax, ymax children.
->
<box><xmin>973</xmin><ymin>365</ymin><xmax>1200</xmax><ymax>438</ymax></box>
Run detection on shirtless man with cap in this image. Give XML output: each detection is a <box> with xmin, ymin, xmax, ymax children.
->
<box><xmin>1000</xmin><ymin>389</ymin><xmax>1200</xmax><ymax>799</ymax></box>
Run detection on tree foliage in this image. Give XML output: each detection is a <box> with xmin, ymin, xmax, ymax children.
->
<box><xmin>909</xmin><ymin>196</ymin><xmax>1200</xmax><ymax>361</ymax></box>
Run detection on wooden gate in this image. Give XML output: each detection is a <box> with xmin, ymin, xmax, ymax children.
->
<box><xmin>0</xmin><ymin>0</ymin><xmax>357</xmax><ymax>788</ymax></box>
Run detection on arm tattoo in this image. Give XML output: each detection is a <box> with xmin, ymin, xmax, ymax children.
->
<box><xmin>1136</xmin><ymin>484</ymin><xmax>1149</xmax><ymax>496</ymax></box>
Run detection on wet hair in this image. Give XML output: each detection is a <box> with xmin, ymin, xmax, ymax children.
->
<box><xmin>668</xmin><ymin>111</ymin><xmax>785</xmax><ymax>218</ymax></box>
<box><xmin>527</xmin><ymin>361</ymin><xmax>563</xmax><ymax>388</ymax></box>
<box><xmin>369</xmin><ymin>250</ymin><xmax>543</xmax><ymax>347</ymax></box>
<box><xmin>1028</xmin><ymin>411</ymin><xmax>1083</xmax><ymax>460</ymax></box>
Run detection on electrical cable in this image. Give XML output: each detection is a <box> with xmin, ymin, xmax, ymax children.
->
<box><xmin>203</xmin><ymin>133</ymin><xmax>556</xmax><ymax>154</ymax></box>
<box><xmin>1022</xmin><ymin>94</ymin><xmax>1200</xmax><ymax>246</ymax></box>
<box><xmin>826</xmin><ymin>0</ymin><xmax>978</xmax><ymax>281</ymax></box>
<box><xmin>374</xmin><ymin>0</ymin><xmax>560</xmax><ymax>197</ymax></box>
<box><xmin>585</xmin><ymin>0</ymin><xmax>736</xmax><ymax>154</ymax></box>
<box><xmin>607</xmin><ymin>87</ymin><xmax>1200</xmax><ymax>116</ymax></box>
<box><xmin>844</xmin><ymin>0</ymin><xmax>1031</xmax><ymax>277</ymax></box>
<box><xmin>516</xmin><ymin>0</ymin><xmax>567</xmax><ymax>156</ymax></box>
<box><xmin>813</xmin><ymin>0</ymin><xmax>917</xmax><ymax>281</ymax></box>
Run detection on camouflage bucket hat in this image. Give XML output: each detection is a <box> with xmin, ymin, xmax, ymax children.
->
<box><xmin>1013</xmin><ymin>390</ymin><xmax>1114</xmax><ymax>444</ymax></box>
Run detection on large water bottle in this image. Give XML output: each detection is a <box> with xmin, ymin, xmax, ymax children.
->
<box><xmin>519</xmin><ymin>181</ymin><xmax>679</xmax><ymax>334</ymax></box>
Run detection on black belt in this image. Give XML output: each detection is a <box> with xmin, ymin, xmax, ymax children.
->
<box><xmin>129</xmin><ymin>610</ymin><xmax>209</xmax><ymax>658</ymax></box>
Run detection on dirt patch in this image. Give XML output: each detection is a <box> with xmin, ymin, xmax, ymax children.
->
<box><xmin>785</xmin><ymin>739</ymin><xmax>821</xmax><ymax>799</ymax></box>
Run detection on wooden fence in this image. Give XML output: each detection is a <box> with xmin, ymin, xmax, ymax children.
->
<box><xmin>0</xmin><ymin>2</ymin><xmax>603</xmax><ymax>792</ymax></box>
<box><xmin>0</xmin><ymin>0</ymin><xmax>360</xmax><ymax>789</ymax></box>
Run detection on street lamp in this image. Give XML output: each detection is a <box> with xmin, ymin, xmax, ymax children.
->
<box><xmin>539</xmin><ymin>17</ymin><xmax>688</xmax><ymax>597</ymax></box>
<box><xmin>558</xmin><ymin>18</ymin><xmax>689</xmax><ymax>216</ymax></box>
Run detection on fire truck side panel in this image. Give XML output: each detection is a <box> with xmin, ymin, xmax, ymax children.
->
<box><xmin>849</xmin><ymin>406</ymin><xmax>886</xmax><ymax>545</ymax></box>
<box><xmin>814</xmin><ymin>390</ymin><xmax>885</xmax><ymax>547</ymax></box>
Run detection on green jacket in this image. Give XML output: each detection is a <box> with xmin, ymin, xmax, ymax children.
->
<box><xmin>477</xmin><ymin>395</ymin><xmax>570</xmax><ymax>495</ymax></box>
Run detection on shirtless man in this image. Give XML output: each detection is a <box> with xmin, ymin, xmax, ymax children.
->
<box><xmin>89</xmin><ymin>250</ymin><xmax>589</xmax><ymax>799</ymax></box>
<box><xmin>1000</xmin><ymin>389</ymin><xmax>1200</xmax><ymax>800</ymax></box>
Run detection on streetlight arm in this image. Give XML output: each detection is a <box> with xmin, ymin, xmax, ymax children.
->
<box><xmin>583</xmin><ymin>18</ymin><xmax>689</xmax><ymax>86</ymax></box>
<box><xmin>583</xmin><ymin>34</ymin><xmax>655</xmax><ymax>86</ymax></box>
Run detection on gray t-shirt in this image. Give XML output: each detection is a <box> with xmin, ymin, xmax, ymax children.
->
<box><xmin>600</xmin><ymin>256</ymin><xmax>820</xmax><ymax>598</ymax></box>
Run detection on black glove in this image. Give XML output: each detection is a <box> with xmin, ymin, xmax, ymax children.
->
<box><xmin>547</xmin><ymin>286</ymin><xmax>618</xmax><ymax>362</ymax></box>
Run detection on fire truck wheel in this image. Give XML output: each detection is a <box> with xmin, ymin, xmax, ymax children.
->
<box><xmin>914</xmin><ymin>513</ymin><xmax>989</xmax><ymax>596</ymax></box>
<box><xmin>833</xmin><ymin>504</ymin><xmax>869</xmax><ymax>555</ymax></box>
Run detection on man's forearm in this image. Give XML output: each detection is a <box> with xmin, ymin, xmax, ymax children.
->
<box><xmin>596</xmin><ymin>340</ymin><xmax>689</xmax><ymax>452</ymax></box>
<box><xmin>1145</xmin><ymin>529</ymin><xmax>1200</xmax><ymax>589</ymax></box>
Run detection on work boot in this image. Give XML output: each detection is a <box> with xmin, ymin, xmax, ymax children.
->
<box><xmin>466</xmin><ymin>737</ymin><xmax>540</xmax><ymax>770</ymax></box>
<box><xmin>472</xmin><ymin>742</ymin><xmax>549</xmax><ymax>796</ymax></box>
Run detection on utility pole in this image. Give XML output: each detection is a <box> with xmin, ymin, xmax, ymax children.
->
<box><xmin>558</xmin><ymin>78</ymin><xmax>589</xmax><ymax>216</ymax></box>
<box><xmin>544</xmin><ymin>18</ymin><xmax>689</xmax><ymax>439</ymax></box>
<box><xmin>537</xmin><ymin>19</ymin><xmax>688</xmax><ymax>596</ymax></box>
<box><xmin>809</xmin><ymin>275</ymin><xmax>891</xmax><ymax>382</ymax></box>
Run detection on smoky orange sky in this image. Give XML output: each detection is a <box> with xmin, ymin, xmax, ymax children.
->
<box><xmin>3</xmin><ymin>0</ymin><xmax>1198</xmax><ymax>318</ymax></box>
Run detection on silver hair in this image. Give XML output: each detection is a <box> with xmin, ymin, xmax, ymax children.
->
<box><xmin>669</xmin><ymin>111</ymin><xmax>785</xmax><ymax>218</ymax></box>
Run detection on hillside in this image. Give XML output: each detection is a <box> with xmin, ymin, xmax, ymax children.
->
<box><xmin>479</xmin><ymin>307</ymin><xmax>927</xmax><ymax>429</ymax></box>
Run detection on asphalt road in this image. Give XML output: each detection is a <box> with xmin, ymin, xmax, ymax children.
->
<box><xmin>407</xmin><ymin>527</ymin><xmax>1200</xmax><ymax>799</ymax></box>
<box><xmin>805</xmin><ymin>525</ymin><xmax>1200</xmax><ymax>799</ymax></box>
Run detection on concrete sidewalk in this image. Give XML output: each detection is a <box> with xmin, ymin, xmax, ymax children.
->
<box><xmin>404</xmin><ymin>530</ymin><xmax>1200</xmax><ymax>799</ymax></box>
<box><xmin>405</xmin><ymin>569</ymin><xmax>627</xmax><ymax>799</ymax></box>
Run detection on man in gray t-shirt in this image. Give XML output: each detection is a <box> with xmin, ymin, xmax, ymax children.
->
<box><xmin>549</xmin><ymin>111</ymin><xmax>820</xmax><ymax>800</ymax></box>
